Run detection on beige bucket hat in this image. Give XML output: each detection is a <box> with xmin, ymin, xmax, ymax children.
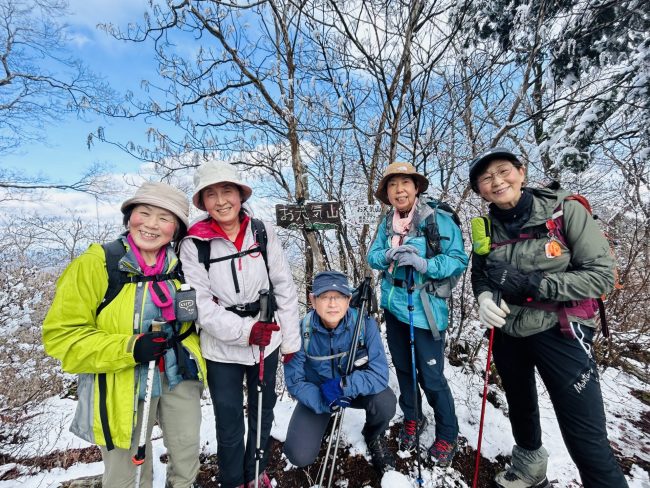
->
<box><xmin>375</xmin><ymin>162</ymin><xmax>429</xmax><ymax>205</ymax></box>
<box><xmin>192</xmin><ymin>159</ymin><xmax>253</xmax><ymax>210</ymax></box>
<box><xmin>120</xmin><ymin>181</ymin><xmax>189</xmax><ymax>227</ymax></box>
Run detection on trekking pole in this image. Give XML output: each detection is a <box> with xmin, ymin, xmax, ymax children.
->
<box><xmin>133</xmin><ymin>319</ymin><xmax>165</xmax><ymax>488</ymax></box>
<box><xmin>255</xmin><ymin>289</ymin><xmax>273</xmax><ymax>487</ymax></box>
<box><xmin>405</xmin><ymin>267</ymin><xmax>424</xmax><ymax>486</ymax></box>
<box><xmin>318</xmin><ymin>277</ymin><xmax>372</xmax><ymax>488</ymax></box>
<box><xmin>472</xmin><ymin>290</ymin><xmax>501</xmax><ymax>488</ymax></box>
<box><xmin>318</xmin><ymin>410</ymin><xmax>343</xmax><ymax>488</ymax></box>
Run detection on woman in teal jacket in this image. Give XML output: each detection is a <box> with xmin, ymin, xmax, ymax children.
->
<box><xmin>367</xmin><ymin>162</ymin><xmax>468</xmax><ymax>467</ymax></box>
<box><xmin>43</xmin><ymin>182</ymin><xmax>206</xmax><ymax>488</ymax></box>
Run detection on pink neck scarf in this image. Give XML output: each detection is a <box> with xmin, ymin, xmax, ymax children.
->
<box><xmin>388</xmin><ymin>200</ymin><xmax>417</xmax><ymax>272</ymax></box>
<box><xmin>127</xmin><ymin>235</ymin><xmax>176</xmax><ymax>322</ymax></box>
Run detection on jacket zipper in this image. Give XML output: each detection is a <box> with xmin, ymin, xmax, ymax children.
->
<box><xmin>329</xmin><ymin>331</ymin><xmax>335</xmax><ymax>378</ymax></box>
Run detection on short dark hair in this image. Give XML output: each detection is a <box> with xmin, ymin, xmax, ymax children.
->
<box><xmin>387</xmin><ymin>174</ymin><xmax>420</xmax><ymax>193</ymax></box>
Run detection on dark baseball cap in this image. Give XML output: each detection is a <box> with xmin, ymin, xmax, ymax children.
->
<box><xmin>312</xmin><ymin>271</ymin><xmax>352</xmax><ymax>297</ymax></box>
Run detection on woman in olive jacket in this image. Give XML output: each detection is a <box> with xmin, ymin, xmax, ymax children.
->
<box><xmin>469</xmin><ymin>147</ymin><xmax>628</xmax><ymax>488</ymax></box>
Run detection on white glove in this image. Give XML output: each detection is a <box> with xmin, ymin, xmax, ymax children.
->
<box><xmin>477</xmin><ymin>291</ymin><xmax>511</xmax><ymax>329</ymax></box>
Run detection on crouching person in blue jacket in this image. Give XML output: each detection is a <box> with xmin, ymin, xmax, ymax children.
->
<box><xmin>283</xmin><ymin>271</ymin><xmax>397</xmax><ymax>474</ymax></box>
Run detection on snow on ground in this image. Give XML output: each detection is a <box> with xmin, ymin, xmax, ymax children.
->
<box><xmin>1</xmin><ymin>331</ymin><xmax>649</xmax><ymax>488</ymax></box>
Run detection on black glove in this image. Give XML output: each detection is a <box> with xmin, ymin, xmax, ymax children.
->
<box><xmin>133</xmin><ymin>331</ymin><xmax>170</xmax><ymax>364</ymax></box>
<box><xmin>485</xmin><ymin>261</ymin><xmax>543</xmax><ymax>299</ymax></box>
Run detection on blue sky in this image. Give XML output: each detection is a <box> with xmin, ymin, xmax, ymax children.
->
<box><xmin>3</xmin><ymin>0</ymin><xmax>163</xmax><ymax>181</ymax></box>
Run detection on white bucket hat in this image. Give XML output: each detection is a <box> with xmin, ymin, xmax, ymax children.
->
<box><xmin>192</xmin><ymin>159</ymin><xmax>253</xmax><ymax>211</ymax></box>
<box><xmin>121</xmin><ymin>181</ymin><xmax>189</xmax><ymax>227</ymax></box>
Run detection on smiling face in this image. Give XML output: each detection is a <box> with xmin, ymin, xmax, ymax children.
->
<box><xmin>310</xmin><ymin>291</ymin><xmax>351</xmax><ymax>329</ymax></box>
<box><xmin>201</xmin><ymin>182</ymin><xmax>243</xmax><ymax>227</ymax></box>
<box><xmin>128</xmin><ymin>204</ymin><xmax>178</xmax><ymax>263</ymax></box>
<box><xmin>477</xmin><ymin>158</ymin><xmax>526</xmax><ymax>209</ymax></box>
<box><xmin>386</xmin><ymin>175</ymin><xmax>419</xmax><ymax>214</ymax></box>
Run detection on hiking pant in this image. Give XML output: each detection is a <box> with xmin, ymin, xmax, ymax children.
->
<box><xmin>283</xmin><ymin>387</ymin><xmax>396</xmax><ymax>467</ymax></box>
<box><xmin>384</xmin><ymin>310</ymin><xmax>458</xmax><ymax>442</ymax></box>
<box><xmin>206</xmin><ymin>348</ymin><xmax>279</xmax><ymax>488</ymax></box>
<box><xmin>492</xmin><ymin>324</ymin><xmax>628</xmax><ymax>488</ymax></box>
<box><xmin>100</xmin><ymin>377</ymin><xmax>202</xmax><ymax>488</ymax></box>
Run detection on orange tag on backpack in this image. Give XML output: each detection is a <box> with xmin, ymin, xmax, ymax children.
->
<box><xmin>545</xmin><ymin>240</ymin><xmax>562</xmax><ymax>258</ymax></box>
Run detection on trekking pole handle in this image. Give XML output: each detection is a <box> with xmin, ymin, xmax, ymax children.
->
<box><xmin>258</xmin><ymin>289</ymin><xmax>273</xmax><ymax>322</ymax></box>
<box><xmin>360</xmin><ymin>276</ymin><xmax>372</xmax><ymax>304</ymax></box>
<box><xmin>405</xmin><ymin>266</ymin><xmax>415</xmax><ymax>291</ymax></box>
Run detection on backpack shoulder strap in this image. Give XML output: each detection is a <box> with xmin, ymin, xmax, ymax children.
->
<box><xmin>251</xmin><ymin>218</ymin><xmax>269</xmax><ymax>273</ymax></box>
<box><xmin>423</xmin><ymin>200</ymin><xmax>462</xmax><ymax>258</ymax></box>
<box><xmin>97</xmin><ymin>239</ymin><xmax>128</xmax><ymax>316</ymax></box>
<box><xmin>250</xmin><ymin>218</ymin><xmax>274</xmax><ymax>301</ymax></box>
<box><xmin>549</xmin><ymin>194</ymin><xmax>593</xmax><ymax>248</ymax></box>
<box><xmin>424</xmin><ymin>209</ymin><xmax>441</xmax><ymax>257</ymax></box>
<box><xmin>302</xmin><ymin>310</ymin><xmax>314</xmax><ymax>356</ymax></box>
<box><xmin>193</xmin><ymin>238</ymin><xmax>212</xmax><ymax>272</ymax></box>
<box><xmin>383</xmin><ymin>209</ymin><xmax>395</xmax><ymax>238</ymax></box>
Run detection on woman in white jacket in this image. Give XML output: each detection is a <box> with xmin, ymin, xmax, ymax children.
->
<box><xmin>180</xmin><ymin>159</ymin><xmax>300</xmax><ymax>488</ymax></box>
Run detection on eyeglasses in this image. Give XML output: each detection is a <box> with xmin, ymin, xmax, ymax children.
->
<box><xmin>478</xmin><ymin>164</ymin><xmax>515</xmax><ymax>186</ymax></box>
<box><xmin>316</xmin><ymin>294</ymin><xmax>349</xmax><ymax>303</ymax></box>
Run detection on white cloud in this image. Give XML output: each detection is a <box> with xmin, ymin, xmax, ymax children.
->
<box><xmin>68</xmin><ymin>32</ymin><xmax>91</xmax><ymax>48</ymax></box>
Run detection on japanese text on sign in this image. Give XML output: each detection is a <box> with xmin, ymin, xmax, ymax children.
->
<box><xmin>348</xmin><ymin>204</ymin><xmax>382</xmax><ymax>226</ymax></box>
<box><xmin>276</xmin><ymin>202</ymin><xmax>340</xmax><ymax>229</ymax></box>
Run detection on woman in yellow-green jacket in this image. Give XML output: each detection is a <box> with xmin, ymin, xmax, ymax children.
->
<box><xmin>43</xmin><ymin>182</ymin><xmax>206</xmax><ymax>488</ymax></box>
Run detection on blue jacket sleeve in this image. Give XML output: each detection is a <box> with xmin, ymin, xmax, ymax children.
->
<box><xmin>341</xmin><ymin>317</ymin><xmax>389</xmax><ymax>398</ymax></box>
<box><xmin>367</xmin><ymin>219</ymin><xmax>390</xmax><ymax>270</ymax></box>
<box><xmin>422</xmin><ymin>211</ymin><xmax>468</xmax><ymax>279</ymax></box>
<box><xmin>283</xmin><ymin>343</ymin><xmax>330</xmax><ymax>414</ymax></box>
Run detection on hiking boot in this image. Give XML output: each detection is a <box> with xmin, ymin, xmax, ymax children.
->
<box><xmin>494</xmin><ymin>470</ymin><xmax>550</xmax><ymax>488</ymax></box>
<box><xmin>246</xmin><ymin>471</ymin><xmax>272</xmax><ymax>488</ymax></box>
<box><xmin>427</xmin><ymin>438</ymin><xmax>457</xmax><ymax>467</ymax></box>
<box><xmin>367</xmin><ymin>437</ymin><xmax>396</xmax><ymax>474</ymax></box>
<box><xmin>398</xmin><ymin>416</ymin><xmax>428</xmax><ymax>451</ymax></box>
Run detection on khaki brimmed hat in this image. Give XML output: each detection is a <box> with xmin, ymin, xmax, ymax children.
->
<box><xmin>192</xmin><ymin>159</ymin><xmax>253</xmax><ymax>211</ymax></box>
<box><xmin>120</xmin><ymin>181</ymin><xmax>190</xmax><ymax>227</ymax></box>
<box><xmin>375</xmin><ymin>162</ymin><xmax>429</xmax><ymax>205</ymax></box>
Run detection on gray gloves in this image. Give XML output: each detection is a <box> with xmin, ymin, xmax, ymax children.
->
<box><xmin>384</xmin><ymin>244</ymin><xmax>428</xmax><ymax>274</ymax></box>
<box><xmin>395</xmin><ymin>252</ymin><xmax>428</xmax><ymax>274</ymax></box>
<box><xmin>384</xmin><ymin>244</ymin><xmax>418</xmax><ymax>263</ymax></box>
